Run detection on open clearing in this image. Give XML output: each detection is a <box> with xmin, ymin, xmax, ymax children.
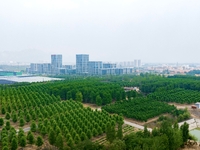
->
<box><xmin>169</xmin><ymin>102</ymin><xmax>200</xmax><ymax>119</ymax></box>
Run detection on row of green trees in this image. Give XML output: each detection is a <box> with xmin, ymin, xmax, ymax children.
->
<box><xmin>123</xmin><ymin>121</ymin><xmax>190</xmax><ymax>150</ymax></box>
<box><xmin>99</xmin><ymin>74</ymin><xmax>200</xmax><ymax>94</ymax></box>
<box><xmin>0</xmin><ymin>79</ymin><xmax>127</xmax><ymax>106</ymax></box>
<box><xmin>3</xmin><ymin>74</ymin><xmax>200</xmax><ymax>105</ymax></box>
<box><xmin>0</xmin><ymin>126</ymin><xmax>43</xmax><ymax>150</ymax></box>
<box><xmin>102</xmin><ymin>98</ymin><xmax>188</xmax><ymax>122</ymax></box>
<box><xmin>47</xmin><ymin>80</ymin><xmax>126</xmax><ymax>105</ymax></box>
<box><xmin>0</xmin><ymin>86</ymin><xmax>118</xmax><ymax>149</ymax></box>
<box><xmin>148</xmin><ymin>88</ymin><xmax>200</xmax><ymax>104</ymax></box>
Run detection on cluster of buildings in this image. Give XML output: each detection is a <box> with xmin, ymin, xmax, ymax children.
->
<box><xmin>143</xmin><ymin>64</ymin><xmax>194</xmax><ymax>75</ymax></box>
<box><xmin>27</xmin><ymin>54</ymin><xmax>142</xmax><ymax>75</ymax></box>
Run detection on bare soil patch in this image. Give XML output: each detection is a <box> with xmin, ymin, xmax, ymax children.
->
<box><xmin>146</xmin><ymin>114</ymin><xmax>175</xmax><ymax>128</ymax></box>
<box><xmin>124</xmin><ymin>117</ymin><xmax>145</xmax><ymax>126</ymax></box>
<box><xmin>168</xmin><ymin>102</ymin><xmax>200</xmax><ymax>119</ymax></box>
<box><xmin>181</xmin><ymin>146</ymin><xmax>200</xmax><ymax>150</ymax></box>
<box><xmin>168</xmin><ymin>102</ymin><xmax>192</xmax><ymax>109</ymax></box>
<box><xmin>190</xmin><ymin>109</ymin><xmax>200</xmax><ymax>119</ymax></box>
<box><xmin>124</xmin><ymin>113</ymin><xmax>169</xmax><ymax>126</ymax></box>
<box><xmin>83</xmin><ymin>103</ymin><xmax>101</xmax><ymax>110</ymax></box>
<box><xmin>181</xmin><ymin>141</ymin><xmax>200</xmax><ymax>150</ymax></box>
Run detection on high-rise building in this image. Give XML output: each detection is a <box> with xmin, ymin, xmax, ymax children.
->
<box><xmin>138</xmin><ymin>60</ymin><xmax>141</xmax><ymax>67</ymax></box>
<box><xmin>30</xmin><ymin>63</ymin><xmax>37</xmax><ymax>74</ymax></box>
<box><xmin>88</xmin><ymin>61</ymin><xmax>102</xmax><ymax>75</ymax></box>
<box><xmin>134</xmin><ymin>59</ymin><xmax>138</xmax><ymax>67</ymax></box>
<box><xmin>30</xmin><ymin>63</ymin><xmax>43</xmax><ymax>74</ymax></box>
<box><xmin>76</xmin><ymin>54</ymin><xmax>89</xmax><ymax>74</ymax></box>
<box><xmin>51</xmin><ymin>54</ymin><xmax>62</xmax><ymax>74</ymax></box>
<box><xmin>42</xmin><ymin>63</ymin><xmax>51</xmax><ymax>74</ymax></box>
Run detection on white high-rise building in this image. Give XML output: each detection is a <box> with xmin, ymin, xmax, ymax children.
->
<box><xmin>134</xmin><ymin>59</ymin><xmax>138</xmax><ymax>67</ymax></box>
<box><xmin>138</xmin><ymin>60</ymin><xmax>141</xmax><ymax>67</ymax></box>
<box><xmin>76</xmin><ymin>54</ymin><xmax>89</xmax><ymax>74</ymax></box>
<box><xmin>51</xmin><ymin>54</ymin><xmax>62</xmax><ymax>74</ymax></box>
<box><xmin>88</xmin><ymin>61</ymin><xmax>102</xmax><ymax>75</ymax></box>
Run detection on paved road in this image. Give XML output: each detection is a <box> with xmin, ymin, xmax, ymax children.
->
<box><xmin>23</xmin><ymin>127</ymin><xmax>31</xmax><ymax>132</ymax></box>
<box><xmin>178</xmin><ymin>118</ymin><xmax>200</xmax><ymax>131</ymax></box>
<box><xmin>16</xmin><ymin>127</ymin><xmax>31</xmax><ymax>133</ymax></box>
<box><xmin>124</xmin><ymin>120</ymin><xmax>152</xmax><ymax>132</ymax></box>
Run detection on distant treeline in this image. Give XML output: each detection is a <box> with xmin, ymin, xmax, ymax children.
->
<box><xmin>187</xmin><ymin>70</ymin><xmax>200</xmax><ymax>75</ymax></box>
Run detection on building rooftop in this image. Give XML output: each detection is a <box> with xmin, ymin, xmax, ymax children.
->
<box><xmin>0</xmin><ymin>76</ymin><xmax>62</xmax><ymax>84</ymax></box>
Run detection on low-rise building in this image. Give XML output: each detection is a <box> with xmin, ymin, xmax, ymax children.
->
<box><xmin>195</xmin><ymin>102</ymin><xmax>200</xmax><ymax>109</ymax></box>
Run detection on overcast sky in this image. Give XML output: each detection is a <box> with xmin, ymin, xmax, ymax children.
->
<box><xmin>0</xmin><ymin>0</ymin><xmax>200</xmax><ymax>64</ymax></box>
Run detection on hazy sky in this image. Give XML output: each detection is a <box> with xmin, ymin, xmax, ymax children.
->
<box><xmin>0</xmin><ymin>0</ymin><xmax>200</xmax><ymax>64</ymax></box>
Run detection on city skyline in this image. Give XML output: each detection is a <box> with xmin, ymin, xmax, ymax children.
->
<box><xmin>26</xmin><ymin>54</ymin><xmax>142</xmax><ymax>75</ymax></box>
<box><xmin>0</xmin><ymin>0</ymin><xmax>200</xmax><ymax>63</ymax></box>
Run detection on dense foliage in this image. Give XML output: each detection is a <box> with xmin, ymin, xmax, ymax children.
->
<box><xmin>74</xmin><ymin>120</ymin><xmax>190</xmax><ymax>150</ymax></box>
<box><xmin>0</xmin><ymin>85</ymin><xmax>118</xmax><ymax>149</ymax></box>
<box><xmin>148</xmin><ymin>88</ymin><xmax>200</xmax><ymax>104</ymax></box>
<box><xmin>47</xmin><ymin>80</ymin><xmax>126</xmax><ymax>105</ymax></box>
<box><xmin>0</xmin><ymin>74</ymin><xmax>197</xmax><ymax>149</ymax></box>
<box><xmin>123</xmin><ymin>121</ymin><xmax>190</xmax><ymax>150</ymax></box>
<box><xmin>100</xmin><ymin>74</ymin><xmax>200</xmax><ymax>93</ymax></box>
<box><xmin>0</xmin><ymin>79</ymin><xmax>126</xmax><ymax>106</ymax></box>
<box><xmin>102</xmin><ymin>98</ymin><xmax>178</xmax><ymax>122</ymax></box>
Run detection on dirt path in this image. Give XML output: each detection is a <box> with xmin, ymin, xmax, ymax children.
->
<box><xmin>168</xmin><ymin>102</ymin><xmax>192</xmax><ymax>109</ymax></box>
<box><xmin>83</xmin><ymin>103</ymin><xmax>101</xmax><ymax>110</ymax></box>
<box><xmin>124</xmin><ymin>120</ymin><xmax>152</xmax><ymax>131</ymax></box>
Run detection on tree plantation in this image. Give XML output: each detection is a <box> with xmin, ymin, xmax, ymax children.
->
<box><xmin>0</xmin><ymin>74</ymin><xmax>199</xmax><ymax>149</ymax></box>
<box><xmin>0</xmin><ymin>85</ymin><xmax>118</xmax><ymax>149</ymax></box>
<box><xmin>36</xmin><ymin>79</ymin><xmax>125</xmax><ymax>105</ymax></box>
<box><xmin>101</xmin><ymin>74</ymin><xmax>200</xmax><ymax>94</ymax></box>
<box><xmin>102</xmin><ymin>98</ymin><xmax>189</xmax><ymax>122</ymax></box>
<box><xmin>148</xmin><ymin>88</ymin><xmax>200</xmax><ymax>104</ymax></box>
